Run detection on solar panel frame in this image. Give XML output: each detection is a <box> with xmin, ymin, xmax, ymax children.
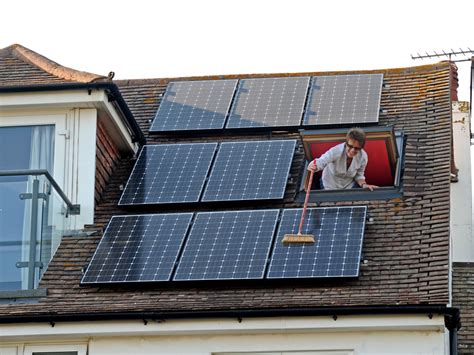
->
<box><xmin>118</xmin><ymin>143</ymin><xmax>218</xmax><ymax>205</ymax></box>
<box><xmin>150</xmin><ymin>79</ymin><xmax>238</xmax><ymax>132</ymax></box>
<box><xmin>225</xmin><ymin>77</ymin><xmax>310</xmax><ymax>128</ymax></box>
<box><xmin>173</xmin><ymin>210</ymin><xmax>280</xmax><ymax>281</ymax></box>
<box><xmin>267</xmin><ymin>206</ymin><xmax>367</xmax><ymax>279</ymax></box>
<box><xmin>201</xmin><ymin>140</ymin><xmax>296</xmax><ymax>202</ymax></box>
<box><xmin>81</xmin><ymin>213</ymin><xmax>194</xmax><ymax>284</ymax></box>
<box><xmin>303</xmin><ymin>74</ymin><xmax>383</xmax><ymax>126</ymax></box>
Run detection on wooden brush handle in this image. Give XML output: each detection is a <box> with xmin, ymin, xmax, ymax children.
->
<box><xmin>298</xmin><ymin>170</ymin><xmax>314</xmax><ymax>235</ymax></box>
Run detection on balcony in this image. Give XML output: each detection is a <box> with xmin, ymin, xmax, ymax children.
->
<box><xmin>0</xmin><ymin>170</ymin><xmax>79</xmax><ymax>292</ymax></box>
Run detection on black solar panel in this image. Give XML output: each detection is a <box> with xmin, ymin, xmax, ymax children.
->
<box><xmin>150</xmin><ymin>80</ymin><xmax>238</xmax><ymax>131</ymax></box>
<box><xmin>267</xmin><ymin>206</ymin><xmax>367</xmax><ymax>279</ymax></box>
<box><xmin>81</xmin><ymin>213</ymin><xmax>193</xmax><ymax>283</ymax></box>
<box><xmin>303</xmin><ymin>74</ymin><xmax>383</xmax><ymax>126</ymax></box>
<box><xmin>201</xmin><ymin>140</ymin><xmax>296</xmax><ymax>202</ymax></box>
<box><xmin>119</xmin><ymin>143</ymin><xmax>217</xmax><ymax>205</ymax></box>
<box><xmin>226</xmin><ymin>77</ymin><xmax>310</xmax><ymax>128</ymax></box>
<box><xmin>173</xmin><ymin>210</ymin><xmax>279</xmax><ymax>281</ymax></box>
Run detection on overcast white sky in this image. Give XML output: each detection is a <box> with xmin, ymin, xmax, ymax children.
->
<box><xmin>1</xmin><ymin>0</ymin><xmax>473</xmax><ymax>100</ymax></box>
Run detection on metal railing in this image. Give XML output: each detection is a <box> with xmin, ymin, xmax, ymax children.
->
<box><xmin>0</xmin><ymin>170</ymin><xmax>80</xmax><ymax>290</ymax></box>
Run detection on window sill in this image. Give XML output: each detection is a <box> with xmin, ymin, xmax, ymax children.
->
<box><xmin>296</xmin><ymin>186</ymin><xmax>402</xmax><ymax>203</ymax></box>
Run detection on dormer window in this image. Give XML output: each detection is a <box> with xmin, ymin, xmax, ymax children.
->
<box><xmin>0</xmin><ymin>88</ymin><xmax>141</xmax><ymax>292</ymax></box>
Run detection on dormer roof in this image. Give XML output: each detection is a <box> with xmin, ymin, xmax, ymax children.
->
<box><xmin>0</xmin><ymin>44</ymin><xmax>107</xmax><ymax>86</ymax></box>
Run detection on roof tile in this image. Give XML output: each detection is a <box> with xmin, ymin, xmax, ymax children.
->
<box><xmin>0</xmin><ymin>52</ymin><xmax>454</xmax><ymax>319</ymax></box>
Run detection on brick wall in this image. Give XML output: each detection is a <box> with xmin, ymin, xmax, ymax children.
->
<box><xmin>95</xmin><ymin>120</ymin><xmax>121</xmax><ymax>205</ymax></box>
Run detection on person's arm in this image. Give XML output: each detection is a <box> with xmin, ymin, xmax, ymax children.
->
<box><xmin>307</xmin><ymin>146</ymin><xmax>336</xmax><ymax>172</ymax></box>
<box><xmin>354</xmin><ymin>154</ymin><xmax>378</xmax><ymax>191</ymax></box>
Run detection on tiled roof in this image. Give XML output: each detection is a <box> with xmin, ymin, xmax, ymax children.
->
<box><xmin>0</xmin><ymin>44</ymin><xmax>107</xmax><ymax>87</ymax></box>
<box><xmin>0</xmin><ymin>57</ymin><xmax>454</xmax><ymax>319</ymax></box>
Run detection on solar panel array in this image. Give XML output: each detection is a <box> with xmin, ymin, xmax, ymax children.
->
<box><xmin>201</xmin><ymin>140</ymin><xmax>296</xmax><ymax>201</ymax></box>
<box><xmin>150</xmin><ymin>80</ymin><xmax>238</xmax><ymax>131</ymax></box>
<box><xmin>89</xmin><ymin>73</ymin><xmax>376</xmax><ymax>286</ymax></box>
<box><xmin>82</xmin><ymin>207</ymin><xmax>367</xmax><ymax>284</ymax></box>
<box><xmin>226</xmin><ymin>77</ymin><xmax>310</xmax><ymax>128</ymax></box>
<box><xmin>149</xmin><ymin>74</ymin><xmax>383</xmax><ymax>132</ymax></box>
<box><xmin>268</xmin><ymin>207</ymin><xmax>367</xmax><ymax>278</ymax></box>
<box><xmin>303</xmin><ymin>74</ymin><xmax>383</xmax><ymax>126</ymax></box>
<box><xmin>82</xmin><ymin>213</ymin><xmax>193</xmax><ymax>283</ymax></box>
<box><xmin>174</xmin><ymin>210</ymin><xmax>279</xmax><ymax>281</ymax></box>
<box><xmin>119</xmin><ymin>140</ymin><xmax>296</xmax><ymax>205</ymax></box>
<box><xmin>119</xmin><ymin>143</ymin><xmax>217</xmax><ymax>205</ymax></box>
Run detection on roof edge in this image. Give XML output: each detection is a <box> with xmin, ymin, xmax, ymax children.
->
<box><xmin>6</xmin><ymin>44</ymin><xmax>108</xmax><ymax>84</ymax></box>
<box><xmin>0</xmin><ymin>305</ymin><xmax>459</xmax><ymax>327</ymax></box>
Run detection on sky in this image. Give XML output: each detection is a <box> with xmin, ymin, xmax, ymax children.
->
<box><xmin>1</xmin><ymin>0</ymin><xmax>473</xmax><ymax>100</ymax></box>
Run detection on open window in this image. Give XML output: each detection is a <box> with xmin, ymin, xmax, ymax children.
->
<box><xmin>299</xmin><ymin>126</ymin><xmax>404</xmax><ymax>201</ymax></box>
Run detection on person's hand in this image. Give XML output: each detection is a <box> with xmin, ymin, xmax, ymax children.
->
<box><xmin>362</xmin><ymin>183</ymin><xmax>378</xmax><ymax>191</ymax></box>
<box><xmin>307</xmin><ymin>160</ymin><xmax>317</xmax><ymax>173</ymax></box>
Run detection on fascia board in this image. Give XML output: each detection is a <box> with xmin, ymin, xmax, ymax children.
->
<box><xmin>0</xmin><ymin>314</ymin><xmax>445</xmax><ymax>340</ymax></box>
<box><xmin>0</xmin><ymin>90</ymin><xmax>136</xmax><ymax>153</ymax></box>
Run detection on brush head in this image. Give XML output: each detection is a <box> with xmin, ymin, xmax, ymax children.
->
<box><xmin>282</xmin><ymin>234</ymin><xmax>315</xmax><ymax>245</ymax></box>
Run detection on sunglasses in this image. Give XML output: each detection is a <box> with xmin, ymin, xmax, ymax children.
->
<box><xmin>345</xmin><ymin>142</ymin><xmax>362</xmax><ymax>152</ymax></box>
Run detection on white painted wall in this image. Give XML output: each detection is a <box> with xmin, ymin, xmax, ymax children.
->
<box><xmin>69</xmin><ymin>108</ymin><xmax>97</xmax><ymax>228</ymax></box>
<box><xmin>451</xmin><ymin>101</ymin><xmax>473</xmax><ymax>262</ymax></box>
<box><xmin>0</xmin><ymin>315</ymin><xmax>448</xmax><ymax>355</ymax></box>
<box><xmin>88</xmin><ymin>331</ymin><xmax>444</xmax><ymax>355</ymax></box>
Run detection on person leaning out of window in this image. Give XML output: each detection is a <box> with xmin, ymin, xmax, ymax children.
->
<box><xmin>307</xmin><ymin>127</ymin><xmax>378</xmax><ymax>191</ymax></box>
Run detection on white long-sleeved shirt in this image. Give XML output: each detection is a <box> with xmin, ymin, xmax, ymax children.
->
<box><xmin>316</xmin><ymin>143</ymin><xmax>368</xmax><ymax>190</ymax></box>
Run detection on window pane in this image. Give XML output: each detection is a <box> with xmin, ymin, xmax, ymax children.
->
<box><xmin>0</xmin><ymin>125</ymin><xmax>55</xmax><ymax>290</ymax></box>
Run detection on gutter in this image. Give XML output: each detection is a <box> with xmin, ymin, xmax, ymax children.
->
<box><xmin>0</xmin><ymin>306</ymin><xmax>460</xmax><ymax>349</ymax></box>
<box><xmin>0</xmin><ymin>82</ymin><xmax>146</xmax><ymax>146</ymax></box>
<box><xmin>0</xmin><ymin>305</ymin><xmax>459</xmax><ymax>324</ymax></box>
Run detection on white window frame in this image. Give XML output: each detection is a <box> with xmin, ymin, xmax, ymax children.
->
<box><xmin>0</xmin><ymin>113</ymin><xmax>67</xmax><ymax>194</ymax></box>
<box><xmin>23</xmin><ymin>343</ymin><xmax>87</xmax><ymax>355</ymax></box>
<box><xmin>0</xmin><ymin>109</ymin><xmax>97</xmax><ymax>229</ymax></box>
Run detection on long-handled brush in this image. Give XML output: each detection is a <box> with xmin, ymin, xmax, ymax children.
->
<box><xmin>282</xmin><ymin>169</ymin><xmax>316</xmax><ymax>245</ymax></box>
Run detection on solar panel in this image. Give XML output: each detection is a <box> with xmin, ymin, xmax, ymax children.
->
<box><xmin>226</xmin><ymin>77</ymin><xmax>310</xmax><ymax>128</ymax></box>
<box><xmin>173</xmin><ymin>210</ymin><xmax>279</xmax><ymax>281</ymax></box>
<box><xmin>303</xmin><ymin>74</ymin><xmax>383</xmax><ymax>126</ymax></box>
<box><xmin>81</xmin><ymin>213</ymin><xmax>193</xmax><ymax>283</ymax></box>
<box><xmin>201</xmin><ymin>140</ymin><xmax>296</xmax><ymax>202</ymax></box>
<box><xmin>150</xmin><ymin>80</ymin><xmax>238</xmax><ymax>131</ymax></box>
<box><xmin>267</xmin><ymin>206</ymin><xmax>367</xmax><ymax>279</ymax></box>
<box><xmin>119</xmin><ymin>143</ymin><xmax>217</xmax><ymax>205</ymax></box>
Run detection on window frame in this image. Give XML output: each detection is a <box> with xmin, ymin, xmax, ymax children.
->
<box><xmin>0</xmin><ymin>123</ymin><xmax>58</xmax><ymax>291</ymax></box>
<box><xmin>0</xmin><ymin>114</ymin><xmax>67</xmax><ymax>189</ymax></box>
<box><xmin>0</xmin><ymin>111</ymin><xmax>94</xmax><ymax>294</ymax></box>
<box><xmin>0</xmin><ymin>115</ymin><xmax>69</xmax><ymax>294</ymax></box>
<box><xmin>23</xmin><ymin>343</ymin><xmax>87</xmax><ymax>355</ymax></box>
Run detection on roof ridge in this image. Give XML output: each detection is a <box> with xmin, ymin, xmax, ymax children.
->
<box><xmin>3</xmin><ymin>44</ymin><xmax>108</xmax><ymax>84</ymax></box>
<box><xmin>115</xmin><ymin>61</ymin><xmax>452</xmax><ymax>86</ymax></box>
